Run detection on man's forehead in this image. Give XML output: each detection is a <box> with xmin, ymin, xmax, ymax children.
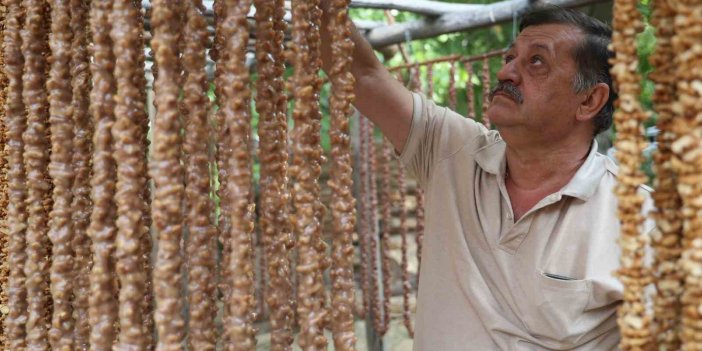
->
<box><xmin>509</xmin><ymin>24</ymin><xmax>584</xmax><ymax>52</ymax></box>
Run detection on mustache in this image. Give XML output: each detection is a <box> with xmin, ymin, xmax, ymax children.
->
<box><xmin>489</xmin><ymin>81</ymin><xmax>524</xmax><ymax>104</ymax></box>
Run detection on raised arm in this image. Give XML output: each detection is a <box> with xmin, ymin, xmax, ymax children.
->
<box><xmin>319</xmin><ymin>1</ymin><xmax>414</xmax><ymax>152</ymax></box>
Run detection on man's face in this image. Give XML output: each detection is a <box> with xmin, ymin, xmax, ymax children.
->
<box><xmin>487</xmin><ymin>23</ymin><xmax>586</xmax><ymax>142</ymax></box>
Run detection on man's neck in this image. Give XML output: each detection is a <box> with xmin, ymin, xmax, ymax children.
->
<box><xmin>503</xmin><ymin>138</ymin><xmax>591</xmax><ymax>220</ymax></box>
<box><xmin>505</xmin><ymin>140</ymin><xmax>591</xmax><ymax>190</ymax></box>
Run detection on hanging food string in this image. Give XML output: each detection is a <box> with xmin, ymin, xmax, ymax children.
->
<box><xmin>217</xmin><ymin>0</ymin><xmax>258</xmax><ymax>348</ymax></box>
<box><xmin>0</xmin><ymin>4</ymin><xmax>7</xmax><ymax>347</ymax></box>
<box><xmin>87</xmin><ymin>0</ymin><xmax>120</xmax><ymax>348</ymax></box>
<box><xmin>670</xmin><ymin>0</ymin><xmax>702</xmax><ymax>348</ymax></box>
<box><xmin>211</xmin><ymin>2</ymin><xmax>239</xmax><ymax>329</ymax></box>
<box><xmin>425</xmin><ymin>63</ymin><xmax>434</xmax><ymax>101</ymax></box>
<box><xmin>326</xmin><ymin>0</ymin><xmax>359</xmax><ymax>348</ymax></box>
<box><xmin>464</xmin><ymin>61</ymin><xmax>476</xmax><ymax>119</ymax></box>
<box><xmin>365</xmin><ymin>116</ymin><xmax>386</xmax><ymax>336</ymax></box>
<box><xmin>111</xmin><ymin>0</ymin><xmax>151</xmax><ymax>347</ymax></box>
<box><xmin>133</xmin><ymin>1</ymin><xmax>156</xmax><ymax>345</ymax></box>
<box><xmin>182</xmin><ymin>0</ymin><xmax>218</xmax><ymax>349</ymax></box>
<box><xmin>4</xmin><ymin>0</ymin><xmax>29</xmax><ymax>348</ymax></box>
<box><xmin>47</xmin><ymin>0</ymin><xmax>77</xmax><ymax>348</ymax></box>
<box><xmin>398</xmin><ymin>154</ymin><xmax>414</xmax><ymax>338</ymax></box>
<box><xmin>356</xmin><ymin>114</ymin><xmax>372</xmax><ymax>320</ymax></box>
<box><xmin>377</xmin><ymin>138</ymin><xmax>393</xmax><ymax>337</ymax></box>
<box><xmin>22</xmin><ymin>0</ymin><xmax>52</xmax><ymax>347</ymax></box>
<box><xmin>151</xmin><ymin>0</ymin><xmax>188</xmax><ymax>348</ymax></box>
<box><xmin>68</xmin><ymin>0</ymin><xmax>93</xmax><ymax>347</ymax></box>
<box><xmin>290</xmin><ymin>0</ymin><xmax>329</xmax><ymax>348</ymax></box>
<box><xmin>308</xmin><ymin>4</ymin><xmax>333</xmax><ymax>330</ymax></box>
<box><xmin>254</xmin><ymin>0</ymin><xmax>296</xmax><ymax>347</ymax></box>
<box><xmin>448</xmin><ymin>60</ymin><xmax>457</xmax><ymax>111</ymax></box>
<box><xmin>648</xmin><ymin>0</ymin><xmax>683</xmax><ymax>347</ymax></box>
<box><xmin>481</xmin><ymin>57</ymin><xmax>491</xmax><ymax>128</ymax></box>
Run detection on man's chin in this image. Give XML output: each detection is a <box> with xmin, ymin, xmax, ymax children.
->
<box><xmin>484</xmin><ymin>107</ymin><xmax>510</xmax><ymax>125</ymax></box>
<box><xmin>483</xmin><ymin>111</ymin><xmax>520</xmax><ymax>131</ymax></box>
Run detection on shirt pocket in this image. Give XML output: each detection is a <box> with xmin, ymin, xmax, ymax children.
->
<box><xmin>520</xmin><ymin>271</ymin><xmax>592</xmax><ymax>347</ymax></box>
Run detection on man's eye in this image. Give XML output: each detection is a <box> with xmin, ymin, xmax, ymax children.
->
<box><xmin>530</xmin><ymin>56</ymin><xmax>543</xmax><ymax>64</ymax></box>
<box><xmin>504</xmin><ymin>55</ymin><xmax>515</xmax><ymax>63</ymax></box>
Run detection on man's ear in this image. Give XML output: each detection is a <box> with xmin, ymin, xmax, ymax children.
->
<box><xmin>576</xmin><ymin>82</ymin><xmax>609</xmax><ymax>122</ymax></box>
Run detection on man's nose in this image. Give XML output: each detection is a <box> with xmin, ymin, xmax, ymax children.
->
<box><xmin>495</xmin><ymin>60</ymin><xmax>520</xmax><ymax>86</ymax></box>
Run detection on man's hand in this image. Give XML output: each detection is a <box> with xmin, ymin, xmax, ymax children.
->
<box><xmin>318</xmin><ymin>0</ymin><xmax>414</xmax><ymax>153</ymax></box>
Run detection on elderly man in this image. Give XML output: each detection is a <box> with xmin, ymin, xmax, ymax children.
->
<box><xmin>321</xmin><ymin>5</ymin><xmax>645</xmax><ymax>350</ymax></box>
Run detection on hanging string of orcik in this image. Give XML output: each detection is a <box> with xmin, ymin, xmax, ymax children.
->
<box><xmin>648</xmin><ymin>0</ymin><xmax>681</xmax><ymax>348</ymax></box>
<box><xmin>610</xmin><ymin>0</ymin><xmax>702</xmax><ymax>348</ymax></box>
<box><xmin>0</xmin><ymin>0</ymin><xmax>363</xmax><ymax>349</ymax></box>
<box><xmin>0</xmin><ymin>2</ymin><xmax>8</xmax><ymax>348</ymax></box>
<box><xmin>669</xmin><ymin>0</ymin><xmax>702</xmax><ymax>348</ymax></box>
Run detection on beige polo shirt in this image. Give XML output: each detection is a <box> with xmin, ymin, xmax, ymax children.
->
<box><xmin>400</xmin><ymin>93</ymin><xmax>653</xmax><ymax>351</ymax></box>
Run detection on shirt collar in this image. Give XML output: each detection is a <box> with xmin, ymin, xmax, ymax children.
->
<box><xmin>474</xmin><ymin>139</ymin><xmax>605</xmax><ymax>201</ymax></box>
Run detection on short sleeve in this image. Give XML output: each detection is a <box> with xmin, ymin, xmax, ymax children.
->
<box><xmin>398</xmin><ymin>92</ymin><xmax>489</xmax><ymax>187</ymax></box>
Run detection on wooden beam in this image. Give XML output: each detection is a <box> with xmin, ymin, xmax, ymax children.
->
<box><xmin>350</xmin><ymin>0</ymin><xmax>482</xmax><ymax>16</ymax></box>
<box><xmin>365</xmin><ymin>0</ymin><xmax>612</xmax><ymax>48</ymax></box>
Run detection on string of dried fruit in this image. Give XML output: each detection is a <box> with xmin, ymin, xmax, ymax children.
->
<box><xmin>3</xmin><ymin>0</ymin><xmax>29</xmax><ymax>347</ymax></box>
<box><xmin>397</xmin><ymin>158</ymin><xmax>414</xmax><ymax>338</ymax></box>
<box><xmin>415</xmin><ymin>179</ymin><xmax>425</xmax><ymax>280</ymax></box>
<box><xmin>68</xmin><ymin>0</ymin><xmax>92</xmax><ymax>348</ymax></box>
<box><xmin>425</xmin><ymin>63</ymin><xmax>433</xmax><ymax>100</ymax></box>
<box><xmin>481</xmin><ymin>57</ymin><xmax>490</xmax><ymax>128</ymax></box>
<box><xmin>356</xmin><ymin>115</ymin><xmax>371</xmax><ymax>320</ymax></box>
<box><xmin>22</xmin><ymin>0</ymin><xmax>52</xmax><ymax>347</ymax></box>
<box><xmin>291</xmin><ymin>0</ymin><xmax>329</xmax><ymax>348</ymax></box>
<box><xmin>252</xmin><ymin>0</ymin><xmax>269</xmax><ymax>326</ymax></box>
<box><xmin>448</xmin><ymin>60</ymin><xmax>457</xmax><ymax>110</ymax></box>
<box><xmin>376</xmin><ymin>138</ymin><xmax>393</xmax><ymax>337</ymax></box>
<box><xmin>255</xmin><ymin>225</ymin><xmax>267</xmax><ymax>323</ymax></box>
<box><xmin>648</xmin><ymin>0</ymin><xmax>682</xmax><ymax>347</ymax></box>
<box><xmin>464</xmin><ymin>62</ymin><xmax>476</xmax><ymax>119</ymax></box>
<box><xmin>212</xmin><ymin>0</ymin><xmax>234</xmax><ymax>311</ymax></box>
<box><xmin>254</xmin><ymin>0</ymin><xmax>296</xmax><ymax>348</ymax></box>
<box><xmin>175</xmin><ymin>1</ymin><xmax>187</xmax><ymax>104</ymax></box>
<box><xmin>211</xmin><ymin>0</ymin><xmax>224</xmax><ymax>68</ymax></box>
<box><xmin>150</xmin><ymin>0</ymin><xmax>186</xmax><ymax>348</ymax></box>
<box><xmin>271</xmin><ymin>0</ymin><xmax>294</xmax><ymax>328</ymax></box>
<box><xmin>365</xmin><ymin>121</ymin><xmax>385</xmax><ymax>336</ymax></box>
<box><xmin>327</xmin><ymin>0</ymin><xmax>358</xmax><ymax>348</ymax></box>
<box><xmin>415</xmin><ymin>65</ymin><xmax>432</xmax><ymax>281</ymax></box>
<box><xmin>39</xmin><ymin>3</ymin><xmax>53</xmax><ymax>226</ymax></box>
<box><xmin>218</xmin><ymin>0</ymin><xmax>257</xmax><ymax>348</ymax></box>
<box><xmin>0</xmin><ymin>3</ymin><xmax>9</xmax><ymax>348</ymax></box>
<box><xmin>308</xmin><ymin>3</ymin><xmax>331</xmax><ymax>330</ymax></box>
<box><xmin>46</xmin><ymin>0</ymin><xmax>76</xmax><ymax>348</ymax></box>
<box><xmin>182</xmin><ymin>1</ymin><xmax>218</xmax><ymax>349</ymax></box>
<box><xmin>610</xmin><ymin>0</ymin><xmax>653</xmax><ymax>348</ymax></box>
<box><xmin>110</xmin><ymin>0</ymin><xmax>150</xmax><ymax>347</ymax></box>
<box><xmin>132</xmin><ymin>2</ymin><xmax>155</xmax><ymax>345</ymax></box>
<box><xmin>670</xmin><ymin>0</ymin><xmax>702</xmax><ymax>348</ymax></box>
<box><xmin>392</xmin><ymin>69</ymin><xmax>414</xmax><ymax>338</ymax></box>
<box><xmin>87</xmin><ymin>1</ymin><xmax>119</xmax><ymax>348</ymax></box>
